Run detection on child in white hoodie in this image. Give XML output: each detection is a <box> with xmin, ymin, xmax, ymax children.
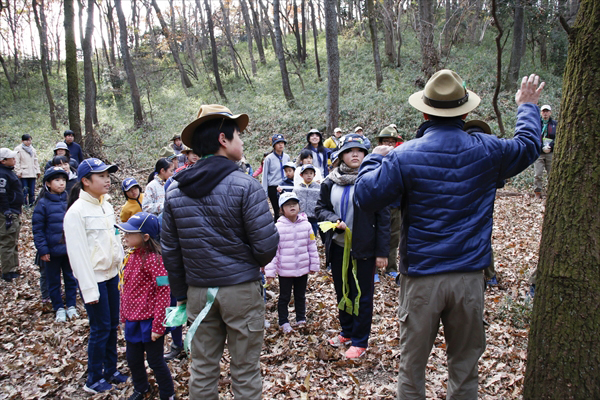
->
<box><xmin>64</xmin><ymin>158</ymin><xmax>127</xmax><ymax>394</ymax></box>
<box><xmin>264</xmin><ymin>192</ymin><xmax>320</xmax><ymax>334</ymax></box>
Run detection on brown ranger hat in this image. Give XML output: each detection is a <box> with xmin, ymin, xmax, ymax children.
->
<box><xmin>409</xmin><ymin>69</ymin><xmax>481</xmax><ymax>117</ymax></box>
<box><xmin>376</xmin><ymin>125</ymin><xmax>402</xmax><ymax>141</ymax></box>
<box><xmin>181</xmin><ymin>104</ymin><xmax>249</xmax><ymax>147</ymax></box>
<box><xmin>464</xmin><ymin>120</ymin><xmax>492</xmax><ymax>135</ymax></box>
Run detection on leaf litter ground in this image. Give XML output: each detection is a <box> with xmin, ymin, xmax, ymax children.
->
<box><xmin>0</xmin><ymin>188</ymin><xmax>544</xmax><ymax>399</ymax></box>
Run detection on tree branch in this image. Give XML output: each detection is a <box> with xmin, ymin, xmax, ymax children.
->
<box><xmin>559</xmin><ymin>14</ymin><xmax>572</xmax><ymax>36</ymax></box>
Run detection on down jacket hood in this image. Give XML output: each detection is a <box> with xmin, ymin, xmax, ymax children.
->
<box><xmin>174</xmin><ymin>155</ymin><xmax>238</xmax><ymax>198</ymax></box>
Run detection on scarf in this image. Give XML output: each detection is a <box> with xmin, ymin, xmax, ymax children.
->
<box><xmin>328</xmin><ymin>162</ymin><xmax>358</xmax><ymax>186</ymax></box>
<box><xmin>541</xmin><ymin>119</ymin><xmax>549</xmax><ymax>138</ymax></box>
<box><xmin>21</xmin><ymin>143</ymin><xmax>33</xmax><ymax>156</ymax></box>
<box><xmin>172</xmin><ymin>143</ymin><xmax>184</xmax><ymax>154</ymax></box>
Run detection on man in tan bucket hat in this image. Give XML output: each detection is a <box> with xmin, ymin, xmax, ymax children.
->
<box><xmin>355</xmin><ymin>70</ymin><xmax>545</xmax><ymax>398</ymax></box>
<box><xmin>162</xmin><ymin>104</ymin><xmax>278</xmax><ymax>399</ymax></box>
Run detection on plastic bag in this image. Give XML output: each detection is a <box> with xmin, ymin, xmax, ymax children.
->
<box><xmin>163</xmin><ymin>304</ymin><xmax>187</xmax><ymax>327</ymax></box>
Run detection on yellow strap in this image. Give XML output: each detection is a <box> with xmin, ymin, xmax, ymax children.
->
<box><xmin>118</xmin><ymin>248</ymin><xmax>134</xmax><ymax>291</ymax></box>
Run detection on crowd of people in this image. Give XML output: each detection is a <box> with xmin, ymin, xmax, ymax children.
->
<box><xmin>0</xmin><ymin>69</ymin><xmax>553</xmax><ymax>399</ymax></box>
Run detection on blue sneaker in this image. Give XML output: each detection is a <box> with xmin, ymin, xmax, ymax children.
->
<box><xmin>83</xmin><ymin>378</ymin><xmax>112</xmax><ymax>394</ymax></box>
<box><xmin>106</xmin><ymin>371</ymin><xmax>128</xmax><ymax>384</ymax></box>
<box><xmin>386</xmin><ymin>271</ymin><xmax>399</xmax><ymax>278</ymax></box>
<box><xmin>486</xmin><ymin>275</ymin><xmax>498</xmax><ymax>286</ymax></box>
<box><xmin>374</xmin><ymin>274</ymin><xmax>380</xmax><ymax>283</ymax></box>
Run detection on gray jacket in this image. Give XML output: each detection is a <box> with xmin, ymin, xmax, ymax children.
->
<box><xmin>295</xmin><ymin>181</ymin><xmax>320</xmax><ymax>219</ymax></box>
<box><xmin>161</xmin><ymin>156</ymin><xmax>279</xmax><ymax>299</ymax></box>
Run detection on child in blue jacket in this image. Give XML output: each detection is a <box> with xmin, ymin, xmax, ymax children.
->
<box><xmin>32</xmin><ymin>167</ymin><xmax>79</xmax><ymax>322</ymax></box>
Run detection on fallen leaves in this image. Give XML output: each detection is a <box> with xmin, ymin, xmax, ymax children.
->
<box><xmin>0</xmin><ymin>188</ymin><xmax>543</xmax><ymax>399</ymax></box>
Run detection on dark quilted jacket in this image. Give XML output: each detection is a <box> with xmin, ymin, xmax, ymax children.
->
<box><xmin>32</xmin><ymin>190</ymin><xmax>68</xmax><ymax>256</ymax></box>
<box><xmin>355</xmin><ymin>103</ymin><xmax>541</xmax><ymax>276</ymax></box>
<box><xmin>161</xmin><ymin>156</ymin><xmax>279</xmax><ymax>299</ymax></box>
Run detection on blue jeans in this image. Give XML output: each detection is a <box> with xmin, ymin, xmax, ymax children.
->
<box><xmin>83</xmin><ymin>275</ymin><xmax>120</xmax><ymax>385</ymax></box>
<box><xmin>20</xmin><ymin>178</ymin><xmax>36</xmax><ymax>206</ymax></box>
<box><xmin>46</xmin><ymin>255</ymin><xmax>77</xmax><ymax>311</ymax></box>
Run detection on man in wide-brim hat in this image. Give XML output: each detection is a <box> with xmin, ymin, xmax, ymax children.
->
<box><xmin>161</xmin><ymin>104</ymin><xmax>278</xmax><ymax>399</ymax></box>
<box><xmin>354</xmin><ymin>70</ymin><xmax>545</xmax><ymax>398</ymax></box>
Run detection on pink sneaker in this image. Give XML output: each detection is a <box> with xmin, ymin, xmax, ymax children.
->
<box><xmin>327</xmin><ymin>334</ymin><xmax>352</xmax><ymax>347</ymax></box>
<box><xmin>345</xmin><ymin>346</ymin><xmax>366</xmax><ymax>359</ymax></box>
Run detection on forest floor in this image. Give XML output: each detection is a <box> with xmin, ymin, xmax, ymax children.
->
<box><xmin>0</xmin><ymin>188</ymin><xmax>544</xmax><ymax>400</ymax></box>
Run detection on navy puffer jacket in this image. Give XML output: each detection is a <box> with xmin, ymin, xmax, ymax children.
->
<box><xmin>32</xmin><ymin>190</ymin><xmax>68</xmax><ymax>256</ymax></box>
<box><xmin>355</xmin><ymin>103</ymin><xmax>541</xmax><ymax>276</ymax></box>
<box><xmin>161</xmin><ymin>156</ymin><xmax>279</xmax><ymax>299</ymax></box>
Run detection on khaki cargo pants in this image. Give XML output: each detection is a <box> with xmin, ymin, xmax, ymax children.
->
<box><xmin>397</xmin><ymin>271</ymin><xmax>486</xmax><ymax>399</ymax></box>
<box><xmin>187</xmin><ymin>280</ymin><xmax>265</xmax><ymax>399</ymax></box>
<box><xmin>0</xmin><ymin>213</ymin><xmax>21</xmax><ymax>275</ymax></box>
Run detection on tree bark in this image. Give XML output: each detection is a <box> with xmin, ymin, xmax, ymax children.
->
<box><xmin>115</xmin><ymin>0</ymin><xmax>144</xmax><ymax>127</ymax></box>
<box><xmin>417</xmin><ymin>0</ymin><xmax>439</xmax><ymax>79</ymax></box>
<box><xmin>524</xmin><ymin>0</ymin><xmax>600</xmax><ymax>397</ymax></box>
<box><xmin>301</xmin><ymin>0</ymin><xmax>307</xmax><ymax>62</ymax></box>
<box><xmin>293</xmin><ymin>0</ymin><xmax>303</xmax><ymax>62</ymax></box>
<box><xmin>310</xmin><ymin>0</ymin><xmax>322</xmax><ymax>80</ymax></box>
<box><xmin>204</xmin><ymin>0</ymin><xmax>227</xmax><ymax>100</ymax></box>
<box><xmin>32</xmin><ymin>0</ymin><xmax>57</xmax><ymax>130</ymax></box>
<box><xmin>0</xmin><ymin>54</ymin><xmax>17</xmax><ymax>101</ymax></box>
<box><xmin>506</xmin><ymin>0</ymin><xmax>526</xmax><ymax>90</ymax></box>
<box><xmin>491</xmin><ymin>0</ymin><xmax>506</xmax><ymax>136</ymax></box>
<box><xmin>82</xmin><ymin>0</ymin><xmax>103</xmax><ymax>157</ymax></box>
<box><xmin>273</xmin><ymin>0</ymin><xmax>296</xmax><ymax>105</ymax></box>
<box><xmin>64</xmin><ymin>0</ymin><xmax>82</xmax><ymax>141</ymax></box>
<box><xmin>151</xmin><ymin>0</ymin><xmax>193</xmax><ymax>88</ymax></box>
<box><xmin>324</xmin><ymin>0</ymin><xmax>339</xmax><ymax>135</ymax></box>
<box><xmin>382</xmin><ymin>0</ymin><xmax>396</xmax><ymax>64</ymax></box>
<box><xmin>240</xmin><ymin>0</ymin><xmax>258</xmax><ymax>75</ymax></box>
<box><xmin>247</xmin><ymin>0</ymin><xmax>267</xmax><ymax>64</ymax></box>
<box><xmin>366</xmin><ymin>0</ymin><xmax>383</xmax><ymax>89</ymax></box>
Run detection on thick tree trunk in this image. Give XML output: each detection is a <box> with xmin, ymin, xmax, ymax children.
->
<box><xmin>240</xmin><ymin>0</ymin><xmax>258</xmax><ymax>75</ymax></box>
<box><xmin>204</xmin><ymin>0</ymin><xmax>227</xmax><ymax>100</ymax></box>
<box><xmin>115</xmin><ymin>0</ymin><xmax>144</xmax><ymax>127</ymax></box>
<box><xmin>310</xmin><ymin>0</ymin><xmax>322</xmax><ymax>80</ymax></box>
<box><xmin>64</xmin><ymin>0</ymin><xmax>82</xmax><ymax>141</ymax></box>
<box><xmin>524</xmin><ymin>0</ymin><xmax>600</xmax><ymax>397</ymax></box>
<box><xmin>418</xmin><ymin>0</ymin><xmax>439</xmax><ymax>79</ymax></box>
<box><xmin>367</xmin><ymin>0</ymin><xmax>383</xmax><ymax>89</ymax></box>
<box><xmin>32</xmin><ymin>0</ymin><xmax>57</xmax><ymax>130</ymax></box>
<box><xmin>382</xmin><ymin>0</ymin><xmax>396</xmax><ymax>64</ymax></box>
<box><xmin>273</xmin><ymin>0</ymin><xmax>295</xmax><ymax>105</ymax></box>
<box><xmin>506</xmin><ymin>0</ymin><xmax>526</xmax><ymax>90</ymax></box>
<box><xmin>324</xmin><ymin>0</ymin><xmax>339</xmax><ymax>134</ymax></box>
<box><xmin>151</xmin><ymin>0</ymin><xmax>193</xmax><ymax>89</ymax></box>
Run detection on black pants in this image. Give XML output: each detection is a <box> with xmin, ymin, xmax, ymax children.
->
<box><xmin>267</xmin><ymin>186</ymin><xmax>280</xmax><ymax>221</ymax></box>
<box><xmin>126</xmin><ymin>336</ymin><xmax>174</xmax><ymax>399</ymax></box>
<box><xmin>330</xmin><ymin>243</ymin><xmax>376</xmax><ymax>348</ymax></box>
<box><xmin>278</xmin><ymin>275</ymin><xmax>308</xmax><ymax>325</ymax></box>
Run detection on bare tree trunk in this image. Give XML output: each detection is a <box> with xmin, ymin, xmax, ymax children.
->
<box><xmin>32</xmin><ymin>0</ymin><xmax>57</xmax><ymax>130</ymax></box>
<box><xmin>259</xmin><ymin>0</ymin><xmax>277</xmax><ymax>50</ymax></box>
<box><xmin>301</xmin><ymin>0</ymin><xmax>307</xmax><ymax>62</ymax></box>
<box><xmin>151</xmin><ymin>0</ymin><xmax>193</xmax><ymax>88</ymax></box>
<box><xmin>36</xmin><ymin>0</ymin><xmax>51</xmax><ymax>74</ymax></box>
<box><xmin>240</xmin><ymin>0</ymin><xmax>258</xmax><ymax>75</ymax></box>
<box><xmin>366</xmin><ymin>0</ymin><xmax>383</xmax><ymax>89</ymax></box>
<box><xmin>524</xmin><ymin>0</ymin><xmax>600</xmax><ymax>396</ymax></box>
<box><xmin>0</xmin><ymin>54</ymin><xmax>17</xmax><ymax>100</ymax></box>
<box><xmin>181</xmin><ymin>0</ymin><xmax>199</xmax><ymax>76</ymax></box>
<box><xmin>324</xmin><ymin>0</ymin><xmax>339</xmax><ymax>134</ymax></box>
<box><xmin>219</xmin><ymin>0</ymin><xmax>240</xmax><ymax>78</ymax></box>
<box><xmin>310</xmin><ymin>0</ymin><xmax>322</xmax><ymax>80</ymax></box>
<box><xmin>105</xmin><ymin>1</ymin><xmax>117</xmax><ymax>67</ymax></box>
<box><xmin>247</xmin><ymin>0</ymin><xmax>267</xmax><ymax>64</ymax></box>
<box><xmin>273</xmin><ymin>0</ymin><xmax>296</xmax><ymax>105</ymax></box>
<box><xmin>293</xmin><ymin>0</ymin><xmax>303</xmax><ymax>62</ymax></box>
<box><xmin>115</xmin><ymin>0</ymin><xmax>144</xmax><ymax>127</ymax></box>
<box><xmin>506</xmin><ymin>0</ymin><xmax>525</xmax><ymax>90</ymax></box>
<box><xmin>64</xmin><ymin>0</ymin><xmax>82</xmax><ymax>141</ymax></box>
<box><xmin>382</xmin><ymin>0</ymin><xmax>396</xmax><ymax>64</ymax></box>
<box><xmin>82</xmin><ymin>0</ymin><xmax>103</xmax><ymax>157</ymax></box>
<box><xmin>204</xmin><ymin>0</ymin><xmax>227</xmax><ymax>100</ymax></box>
<box><xmin>131</xmin><ymin>0</ymin><xmax>140</xmax><ymax>51</ymax></box>
<box><xmin>395</xmin><ymin>0</ymin><xmax>403</xmax><ymax>67</ymax></box>
<box><xmin>417</xmin><ymin>0</ymin><xmax>439</xmax><ymax>79</ymax></box>
<box><xmin>491</xmin><ymin>0</ymin><xmax>506</xmax><ymax>136</ymax></box>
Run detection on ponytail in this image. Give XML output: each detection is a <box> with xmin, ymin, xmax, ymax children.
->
<box><xmin>67</xmin><ymin>172</ymin><xmax>92</xmax><ymax>210</ymax></box>
<box><xmin>148</xmin><ymin>158</ymin><xmax>173</xmax><ymax>184</ymax></box>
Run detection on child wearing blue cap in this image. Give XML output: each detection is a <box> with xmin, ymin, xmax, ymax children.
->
<box><xmin>115</xmin><ymin>212</ymin><xmax>175</xmax><ymax>400</ymax></box>
<box><xmin>262</xmin><ymin>134</ymin><xmax>290</xmax><ymax>220</ymax></box>
<box><xmin>63</xmin><ymin>158</ymin><xmax>128</xmax><ymax>394</ymax></box>
<box><xmin>120</xmin><ymin>178</ymin><xmax>144</xmax><ymax>223</ymax></box>
<box><xmin>32</xmin><ymin>167</ymin><xmax>79</xmax><ymax>323</ymax></box>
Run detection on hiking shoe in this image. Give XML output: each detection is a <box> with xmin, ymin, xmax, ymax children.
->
<box><xmin>486</xmin><ymin>275</ymin><xmax>499</xmax><ymax>286</ymax></box>
<box><xmin>296</xmin><ymin>320</ymin><xmax>306</xmax><ymax>326</ymax></box>
<box><xmin>374</xmin><ymin>274</ymin><xmax>380</xmax><ymax>283</ymax></box>
<box><xmin>386</xmin><ymin>271</ymin><xmax>399</xmax><ymax>278</ymax></box>
<box><xmin>281</xmin><ymin>322</ymin><xmax>294</xmax><ymax>334</ymax></box>
<box><xmin>9</xmin><ymin>272</ymin><xmax>20</xmax><ymax>279</ymax></box>
<box><xmin>328</xmin><ymin>334</ymin><xmax>352</xmax><ymax>347</ymax></box>
<box><xmin>164</xmin><ymin>344</ymin><xmax>184</xmax><ymax>361</ymax></box>
<box><xmin>127</xmin><ymin>390</ymin><xmax>147</xmax><ymax>400</ymax></box>
<box><xmin>345</xmin><ymin>346</ymin><xmax>367</xmax><ymax>359</ymax></box>
<box><xmin>83</xmin><ymin>378</ymin><xmax>112</xmax><ymax>394</ymax></box>
<box><xmin>55</xmin><ymin>308</ymin><xmax>67</xmax><ymax>323</ymax></box>
<box><xmin>106</xmin><ymin>371</ymin><xmax>128</xmax><ymax>384</ymax></box>
<box><xmin>66</xmin><ymin>306</ymin><xmax>79</xmax><ymax>319</ymax></box>
<box><xmin>2</xmin><ymin>274</ymin><xmax>13</xmax><ymax>282</ymax></box>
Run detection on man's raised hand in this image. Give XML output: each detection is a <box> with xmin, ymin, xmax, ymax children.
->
<box><xmin>515</xmin><ymin>74</ymin><xmax>545</xmax><ymax>106</ymax></box>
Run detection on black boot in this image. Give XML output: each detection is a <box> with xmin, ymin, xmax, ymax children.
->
<box><xmin>164</xmin><ymin>344</ymin><xmax>184</xmax><ymax>361</ymax></box>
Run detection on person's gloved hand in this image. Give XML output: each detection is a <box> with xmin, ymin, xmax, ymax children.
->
<box><xmin>543</xmin><ymin>145</ymin><xmax>551</xmax><ymax>153</ymax></box>
<box><xmin>4</xmin><ymin>212</ymin><xmax>13</xmax><ymax>229</ymax></box>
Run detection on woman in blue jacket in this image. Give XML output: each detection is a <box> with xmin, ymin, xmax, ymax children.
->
<box><xmin>32</xmin><ymin>167</ymin><xmax>79</xmax><ymax>322</ymax></box>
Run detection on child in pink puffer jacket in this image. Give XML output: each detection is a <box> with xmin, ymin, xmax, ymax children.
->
<box><xmin>265</xmin><ymin>192</ymin><xmax>320</xmax><ymax>334</ymax></box>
